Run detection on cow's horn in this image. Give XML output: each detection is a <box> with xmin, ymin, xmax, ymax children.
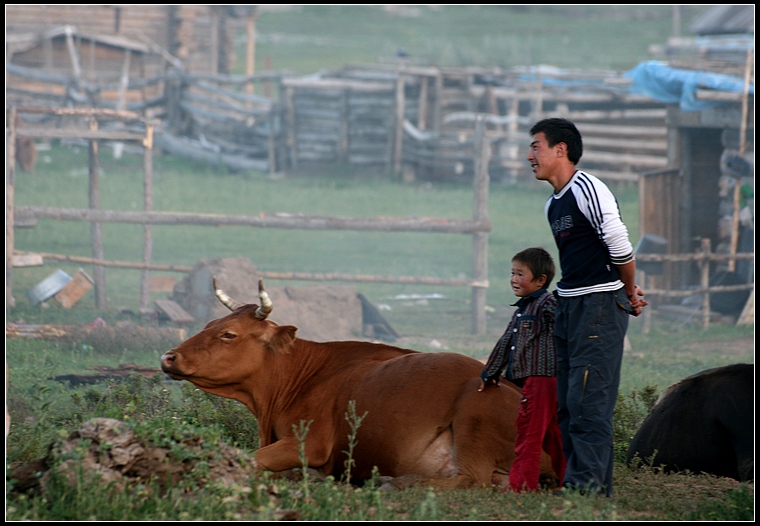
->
<box><xmin>255</xmin><ymin>278</ymin><xmax>273</xmax><ymax>320</ymax></box>
<box><xmin>213</xmin><ymin>276</ymin><xmax>244</xmax><ymax>311</ymax></box>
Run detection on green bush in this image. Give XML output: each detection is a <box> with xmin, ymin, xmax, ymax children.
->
<box><xmin>177</xmin><ymin>383</ymin><xmax>260</xmax><ymax>450</ymax></box>
<box><xmin>613</xmin><ymin>384</ymin><xmax>659</xmax><ymax>462</ymax></box>
<box><xmin>688</xmin><ymin>486</ymin><xmax>754</xmax><ymax>521</ymax></box>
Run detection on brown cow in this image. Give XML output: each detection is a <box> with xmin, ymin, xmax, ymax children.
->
<box><xmin>161</xmin><ymin>278</ymin><xmax>558</xmax><ymax>489</ymax></box>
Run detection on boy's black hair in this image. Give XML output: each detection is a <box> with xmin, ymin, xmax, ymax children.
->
<box><xmin>529</xmin><ymin>118</ymin><xmax>583</xmax><ymax>165</ymax></box>
<box><xmin>513</xmin><ymin>247</ymin><xmax>555</xmax><ymax>288</ymax></box>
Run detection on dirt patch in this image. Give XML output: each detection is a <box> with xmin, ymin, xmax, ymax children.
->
<box><xmin>9</xmin><ymin>418</ymin><xmax>260</xmax><ymax>496</ymax></box>
<box><xmin>169</xmin><ymin>258</ymin><xmax>365</xmax><ymax>342</ymax></box>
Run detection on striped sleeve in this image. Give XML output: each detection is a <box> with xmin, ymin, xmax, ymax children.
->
<box><xmin>574</xmin><ymin>171</ymin><xmax>634</xmax><ymax>265</ymax></box>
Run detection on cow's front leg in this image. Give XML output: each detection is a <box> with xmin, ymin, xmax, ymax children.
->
<box><xmin>253</xmin><ymin>437</ymin><xmax>332</xmax><ymax>473</ymax></box>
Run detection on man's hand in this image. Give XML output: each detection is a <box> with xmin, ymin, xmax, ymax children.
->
<box><xmin>628</xmin><ymin>285</ymin><xmax>649</xmax><ymax>317</ymax></box>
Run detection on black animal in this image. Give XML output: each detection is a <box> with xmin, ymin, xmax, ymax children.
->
<box><xmin>626</xmin><ymin>363</ymin><xmax>753</xmax><ymax>481</ymax></box>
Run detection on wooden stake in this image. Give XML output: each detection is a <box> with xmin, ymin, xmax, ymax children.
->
<box><xmin>728</xmin><ymin>47</ymin><xmax>753</xmax><ymax>272</ymax></box>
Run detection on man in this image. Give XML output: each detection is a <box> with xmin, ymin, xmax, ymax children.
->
<box><xmin>527</xmin><ymin>118</ymin><xmax>648</xmax><ymax>497</ymax></box>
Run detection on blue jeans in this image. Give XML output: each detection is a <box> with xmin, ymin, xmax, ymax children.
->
<box><xmin>554</xmin><ymin>288</ymin><xmax>630</xmax><ymax>497</ymax></box>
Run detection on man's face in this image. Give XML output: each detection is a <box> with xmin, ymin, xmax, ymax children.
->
<box><xmin>527</xmin><ymin>131</ymin><xmax>562</xmax><ymax>182</ymax></box>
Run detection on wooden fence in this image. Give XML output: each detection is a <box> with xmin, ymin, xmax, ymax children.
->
<box><xmin>7</xmin><ymin>61</ymin><xmax>671</xmax><ymax>183</ymax></box>
<box><xmin>636</xmin><ymin>238</ymin><xmax>754</xmax><ymax>330</ymax></box>
<box><xmin>7</xmin><ymin>107</ymin><xmax>493</xmax><ymax>334</ymax></box>
<box><xmin>6</xmin><ymin>106</ymin><xmax>156</xmax><ymax>311</ymax></box>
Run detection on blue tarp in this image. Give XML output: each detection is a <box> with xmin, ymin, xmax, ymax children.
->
<box><xmin>624</xmin><ymin>60</ymin><xmax>754</xmax><ymax>112</ymax></box>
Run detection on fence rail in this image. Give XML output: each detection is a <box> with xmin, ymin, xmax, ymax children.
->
<box><xmin>635</xmin><ymin>240</ymin><xmax>753</xmax><ymax>329</ymax></box>
<box><xmin>7</xmin><ymin>107</ymin><xmax>492</xmax><ymax>334</ymax></box>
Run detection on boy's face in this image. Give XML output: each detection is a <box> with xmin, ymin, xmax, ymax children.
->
<box><xmin>510</xmin><ymin>260</ymin><xmax>546</xmax><ymax>298</ymax></box>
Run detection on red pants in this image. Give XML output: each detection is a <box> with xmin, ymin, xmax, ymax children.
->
<box><xmin>509</xmin><ymin>375</ymin><xmax>566</xmax><ymax>492</ymax></box>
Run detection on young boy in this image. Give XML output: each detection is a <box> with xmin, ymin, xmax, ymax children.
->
<box><xmin>478</xmin><ymin>247</ymin><xmax>566</xmax><ymax>492</ymax></box>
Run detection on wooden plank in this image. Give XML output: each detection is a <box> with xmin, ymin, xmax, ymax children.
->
<box><xmin>54</xmin><ymin>269</ymin><xmax>94</xmax><ymax>308</ymax></box>
<box><xmin>581</xmin><ymin>151</ymin><xmax>668</xmax><ymax>168</ymax></box>
<box><xmin>12</xmin><ymin>253</ymin><xmax>43</xmax><ymax>267</ymax></box>
<box><xmin>736</xmin><ymin>290</ymin><xmax>753</xmax><ymax>326</ymax></box>
<box><xmin>149</xmin><ymin>276</ymin><xmax>178</xmax><ymax>292</ymax></box>
<box><xmin>695</xmin><ymin>89</ymin><xmax>747</xmax><ymax>102</ymax></box>
<box><xmin>582</xmin><ymin>136</ymin><xmax>667</xmax><ymax>152</ymax></box>
<box><xmin>155</xmin><ymin>299</ymin><xmax>195</xmax><ymax>323</ymax></box>
<box><xmin>283</xmin><ymin>77</ymin><xmax>394</xmax><ymax>92</ymax></box>
<box><xmin>16</xmin><ymin>128</ymin><xmax>145</xmax><ymax>141</ymax></box>
<box><xmin>589</xmin><ymin>169</ymin><xmax>640</xmax><ymax>183</ymax></box>
<box><xmin>6</xmin><ymin>322</ymin><xmax>186</xmax><ymax>341</ymax></box>
<box><xmin>576</xmin><ymin>123</ymin><xmax>667</xmax><ymax>137</ymax></box>
<box><xmin>16</xmin><ymin>205</ymin><xmax>491</xmax><ymax>234</ymax></box>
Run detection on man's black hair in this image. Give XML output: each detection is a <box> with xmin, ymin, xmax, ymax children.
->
<box><xmin>530</xmin><ymin>118</ymin><xmax>583</xmax><ymax>165</ymax></box>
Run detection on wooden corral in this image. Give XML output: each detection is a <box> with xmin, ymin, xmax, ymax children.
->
<box><xmin>157</xmin><ymin>71</ymin><xmax>288</xmax><ymax>174</ymax></box>
<box><xmin>280</xmin><ymin>75</ymin><xmax>397</xmax><ymax>170</ymax></box>
<box><xmin>5</xmin><ymin>5</ymin><xmax>253</xmax><ymax>75</ymax></box>
<box><xmin>7</xmin><ymin>104</ymin><xmax>492</xmax><ymax>334</ymax></box>
<box><xmin>282</xmin><ymin>64</ymin><xmax>670</xmax><ymax>183</ymax></box>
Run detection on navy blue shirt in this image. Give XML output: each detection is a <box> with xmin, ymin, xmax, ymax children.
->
<box><xmin>545</xmin><ymin>170</ymin><xmax>634</xmax><ymax>297</ymax></box>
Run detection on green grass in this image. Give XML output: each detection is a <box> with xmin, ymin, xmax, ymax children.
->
<box><xmin>6</xmin><ymin>5</ymin><xmax>752</xmax><ymax>518</ymax></box>
<box><xmin>251</xmin><ymin>5</ymin><xmax>713</xmax><ymax>74</ymax></box>
<box><xmin>6</xmin><ymin>368</ymin><xmax>754</xmax><ymax>521</ymax></box>
<box><xmin>8</xmin><ymin>144</ymin><xmax>753</xmax><ymax>521</ymax></box>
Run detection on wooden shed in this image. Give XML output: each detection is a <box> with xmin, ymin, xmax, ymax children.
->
<box><xmin>6</xmin><ymin>26</ymin><xmax>166</xmax><ymax>111</ymax></box>
<box><xmin>5</xmin><ymin>5</ymin><xmax>254</xmax><ymax>83</ymax></box>
<box><xmin>634</xmin><ymin>57</ymin><xmax>754</xmax><ymax>318</ymax></box>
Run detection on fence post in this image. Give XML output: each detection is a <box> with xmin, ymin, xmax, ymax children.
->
<box><xmin>139</xmin><ymin>123</ymin><xmax>154</xmax><ymax>312</ymax></box>
<box><xmin>285</xmin><ymin>86</ymin><xmax>297</xmax><ymax>170</ymax></box>
<box><xmin>700</xmin><ymin>238</ymin><xmax>712</xmax><ymax>329</ymax></box>
<box><xmin>728</xmin><ymin>47</ymin><xmax>753</xmax><ymax>272</ymax></box>
<box><xmin>640</xmin><ymin>269</ymin><xmax>651</xmax><ymax>334</ymax></box>
<box><xmin>471</xmin><ymin>115</ymin><xmax>489</xmax><ymax>335</ymax></box>
<box><xmin>6</xmin><ymin>107</ymin><xmax>17</xmax><ymax>307</ymax></box>
<box><xmin>394</xmin><ymin>73</ymin><xmax>405</xmax><ymax>174</ymax></box>
<box><xmin>88</xmin><ymin>118</ymin><xmax>107</xmax><ymax>309</ymax></box>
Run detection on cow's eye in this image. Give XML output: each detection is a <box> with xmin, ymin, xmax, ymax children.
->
<box><xmin>221</xmin><ymin>331</ymin><xmax>237</xmax><ymax>341</ymax></box>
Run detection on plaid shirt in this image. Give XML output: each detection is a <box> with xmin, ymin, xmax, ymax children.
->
<box><xmin>481</xmin><ymin>288</ymin><xmax>557</xmax><ymax>382</ymax></box>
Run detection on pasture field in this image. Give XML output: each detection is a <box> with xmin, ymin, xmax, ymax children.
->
<box><xmin>250</xmin><ymin>5</ymin><xmax>712</xmax><ymax>74</ymax></box>
<box><xmin>6</xmin><ymin>144</ymin><xmax>754</xmax><ymax>521</ymax></box>
<box><xmin>6</xmin><ymin>4</ymin><xmax>751</xmax><ymax>520</ymax></box>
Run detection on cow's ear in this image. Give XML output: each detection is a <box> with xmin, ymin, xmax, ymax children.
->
<box><xmin>268</xmin><ymin>325</ymin><xmax>298</xmax><ymax>354</ymax></box>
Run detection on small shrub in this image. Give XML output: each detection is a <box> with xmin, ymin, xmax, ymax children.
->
<box><xmin>342</xmin><ymin>399</ymin><xmax>368</xmax><ymax>483</ymax></box>
<box><xmin>178</xmin><ymin>383</ymin><xmax>260</xmax><ymax>450</ymax></box>
<box><xmin>613</xmin><ymin>384</ymin><xmax>658</xmax><ymax>462</ymax></box>
<box><xmin>687</xmin><ymin>486</ymin><xmax>754</xmax><ymax>521</ymax></box>
<box><xmin>73</xmin><ymin>374</ymin><xmax>174</xmax><ymax>421</ymax></box>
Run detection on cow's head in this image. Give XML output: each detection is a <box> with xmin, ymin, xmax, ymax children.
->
<box><xmin>160</xmin><ymin>278</ymin><xmax>297</xmax><ymax>395</ymax></box>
